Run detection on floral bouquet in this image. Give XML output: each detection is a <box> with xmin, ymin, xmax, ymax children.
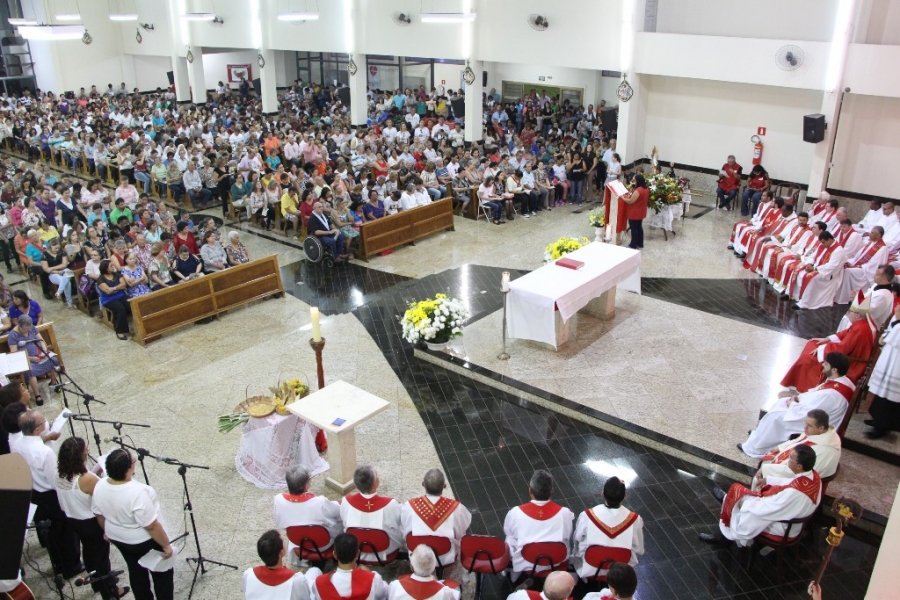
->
<box><xmin>588</xmin><ymin>208</ymin><xmax>606</xmax><ymax>228</ymax></box>
<box><xmin>647</xmin><ymin>174</ymin><xmax>683</xmax><ymax>213</ymax></box>
<box><xmin>544</xmin><ymin>236</ymin><xmax>590</xmax><ymax>262</ymax></box>
<box><xmin>399</xmin><ymin>293</ymin><xmax>469</xmax><ymax>345</ymax></box>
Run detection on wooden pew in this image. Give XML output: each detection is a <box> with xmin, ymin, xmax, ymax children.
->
<box><xmin>0</xmin><ymin>322</ymin><xmax>65</xmax><ymax>371</ymax></box>
<box><xmin>129</xmin><ymin>255</ymin><xmax>284</xmax><ymax>345</ymax></box>
<box><xmin>357</xmin><ymin>198</ymin><xmax>455</xmax><ymax>260</ymax></box>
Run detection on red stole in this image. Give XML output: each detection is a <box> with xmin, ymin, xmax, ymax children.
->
<box><xmin>721</xmin><ymin>472</ymin><xmax>821</xmax><ymax>527</ymax></box>
<box><xmin>798</xmin><ymin>244</ymin><xmax>838</xmax><ymax>297</ymax></box>
<box><xmin>836</xmin><ymin>228</ymin><xmax>853</xmax><ymax>247</ymax></box>
<box><xmin>252</xmin><ymin>566</ymin><xmax>296</xmax><ymax>586</ymax></box>
<box><xmin>396</xmin><ymin>576</ymin><xmax>447</xmax><ymax>600</ymax></box>
<box><xmin>282</xmin><ymin>492</ymin><xmax>315</xmax><ymax>503</ymax></box>
<box><xmin>519</xmin><ymin>501</ymin><xmax>563</xmax><ymax>520</ymax></box>
<box><xmin>811</xmin><ymin>202</ymin><xmax>827</xmax><ymax>218</ymax></box>
<box><xmin>408</xmin><ymin>496</ymin><xmax>460</xmax><ymax>531</ymax></box>
<box><xmin>585</xmin><ymin>509</ymin><xmax>639</xmax><ymax>539</ymax></box>
<box><xmin>315</xmin><ymin>570</ymin><xmax>376</xmax><ymax>600</ymax></box>
<box><xmin>818</xmin><ymin>379</ymin><xmax>855</xmax><ymax>402</ymax></box>
<box><xmin>745</xmin><ymin>218</ymin><xmax>790</xmax><ymax>270</ymax></box>
<box><xmin>766</xmin><ymin>226</ymin><xmax>809</xmax><ymax>278</ymax></box>
<box><xmin>852</xmin><ymin>240</ymin><xmax>885</xmax><ymax>267</ymax></box>
<box><xmin>343</xmin><ymin>493</ymin><xmax>393</xmax><ymax>512</ymax></box>
<box><xmin>762</xmin><ymin>437</ymin><xmax>814</xmax><ymax>463</ymax></box>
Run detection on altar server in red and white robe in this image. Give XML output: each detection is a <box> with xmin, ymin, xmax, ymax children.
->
<box><xmin>753</xmin><ymin>409</ymin><xmax>841</xmax><ymax>485</ymax></box>
<box><xmin>242</xmin><ymin>530</ymin><xmax>311</xmax><ymax>600</ymax></box>
<box><xmin>572</xmin><ymin>477</ymin><xmax>644</xmax><ymax>581</ymax></box>
<box><xmin>834</xmin><ymin>218</ymin><xmax>864</xmax><ymax>263</ymax></box>
<box><xmin>503</xmin><ymin>470</ymin><xmax>574</xmax><ymax>577</ymax></box>
<box><xmin>855</xmin><ymin>199</ymin><xmax>883</xmax><ymax>233</ymax></box>
<box><xmin>340</xmin><ymin>466</ymin><xmax>403</xmax><ymax>564</ymax></box>
<box><xmin>789</xmin><ymin>231</ymin><xmax>846</xmax><ymax>309</ymax></box>
<box><xmin>741</xmin><ymin>353</ymin><xmax>854</xmax><ymax>458</ymax></box>
<box><xmin>700</xmin><ymin>445</ymin><xmax>821</xmax><ymax>547</ymax></box>
<box><xmin>506</xmin><ymin>571</ymin><xmax>576</xmax><ymax>600</ymax></box>
<box><xmin>836</xmin><ymin>227</ymin><xmax>888</xmax><ymax>304</ymax></box>
<box><xmin>274</xmin><ymin>466</ymin><xmax>343</xmax><ymax>564</ymax></box>
<box><xmin>762</xmin><ymin>214</ymin><xmax>814</xmax><ymax>282</ymax></box>
<box><xmin>818</xmin><ymin>199</ymin><xmax>841</xmax><ymax>235</ymax></box>
<box><xmin>401</xmin><ymin>469</ymin><xmax>472</xmax><ymax>567</ymax></box>
<box><xmin>388</xmin><ymin>545</ymin><xmax>460</xmax><ymax>600</ymax></box>
<box><xmin>807</xmin><ymin>191</ymin><xmax>830</xmax><ymax>220</ymax></box>
<box><xmin>731</xmin><ymin>193</ymin><xmax>778</xmax><ymax>256</ymax></box>
<box><xmin>782</xmin><ymin>293</ymin><xmax>877</xmax><ymax>391</ymax></box>
<box><xmin>743</xmin><ymin>203</ymin><xmax>797</xmax><ymax>271</ymax></box>
<box><xmin>308</xmin><ymin>533</ymin><xmax>390</xmax><ymax>600</ymax></box>
<box><xmin>837</xmin><ymin>266</ymin><xmax>895</xmax><ymax>331</ymax></box>
<box><xmin>773</xmin><ymin>221</ymin><xmax>827</xmax><ymax>293</ymax></box>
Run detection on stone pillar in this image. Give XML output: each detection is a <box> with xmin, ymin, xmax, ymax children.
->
<box><xmin>187</xmin><ymin>46</ymin><xmax>206</xmax><ymax>105</ymax></box>
<box><xmin>614</xmin><ymin>73</ymin><xmax>646</xmax><ymax>166</ymax></box>
<box><xmin>172</xmin><ymin>56</ymin><xmax>191</xmax><ymax>103</ymax></box>
<box><xmin>346</xmin><ymin>54</ymin><xmax>367</xmax><ymax>127</ymax></box>
<box><xmin>259</xmin><ymin>50</ymin><xmax>279</xmax><ymax>114</ymax></box>
<box><xmin>464</xmin><ymin>60</ymin><xmax>483</xmax><ymax>144</ymax></box>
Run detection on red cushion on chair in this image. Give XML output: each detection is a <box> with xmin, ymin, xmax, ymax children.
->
<box><xmin>758</xmin><ymin>532</ymin><xmax>801</xmax><ymax>545</ymax></box>
<box><xmin>583</xmin><ymin>545</ymin><xmax>632</xmax><ymax>577</ymax></box>
<box><xmin>459</xmin><ymin>534</ymin><xmax>511</xmax><ymax>575</ymax></box>
<box><xmin>286</xmin><ymin>525</ymin><xmax>334</xmax><ymax>562</ymax></box>
<box><xmin>406</xmin><ymin>534</ymin><xmax>454</xmax><ymax>562</ymax></box>
<box><xmin>347</xmin><ymin>527</ymin><xmax>398</xmax><ymax>566</ymax></box>
<box><xmin>521</xmin><ymin>541</ymin><xmax>568</xmax><ymax>576</ymax></box>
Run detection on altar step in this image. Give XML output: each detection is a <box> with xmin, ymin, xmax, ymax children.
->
<box><xmin>843</xmin><ymin>413</ymin><xmax>900</xmax><ymax>467</ymax></box>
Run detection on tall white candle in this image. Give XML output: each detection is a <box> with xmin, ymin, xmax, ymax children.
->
<box><xmin>310</xmin><ymin>307</ymin><xmax>321</xmax><ymax>341</ymax></box>
<box><xmin>501</xmin><ymin>271</ymin><xmax>510</xmax><ymax>292</ymax></box>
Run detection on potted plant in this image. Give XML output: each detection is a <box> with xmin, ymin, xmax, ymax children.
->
<box><xmin>399</xmin><ymin>293</ymin><xmax>469</xmax><ymax>351</ymax></box>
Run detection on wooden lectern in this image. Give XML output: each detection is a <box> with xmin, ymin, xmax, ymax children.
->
<box><xmin>603</xmin><ymin>180</ymin><xmax>630</xmax><ymax>244</ymax></box>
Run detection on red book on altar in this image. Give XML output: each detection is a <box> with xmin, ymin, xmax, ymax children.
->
<box><xmin>556</xmin><ymin>257</ymin><xmax>584</xmax><ymax>270</ymax></box>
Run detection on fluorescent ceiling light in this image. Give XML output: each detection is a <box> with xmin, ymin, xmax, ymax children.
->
<box><xmin>19</xmin><ymin>25</ymin><xmax>86</xmax><ymax>40</ymax></box>
<box><xmin>183</xmin><ymin>12</ymin><xmax>216</xmax><ymax>21</ymax></box>
<box><xmin>420</xmin><ymin>12</ymin><xmax>475</xmax><ymax>23</ymax></box>
<box><xmin>8</xmin><ymin>18</ymin><xmax>38</xmax><ymax>26</ymax></box>
<box><xmin>277</xmin><ymin>11</ymin><xmax>320</xmax><ymax>21</ymax></box>
<box><xmin>109</xmin><ymin>14</ymin><xmax>139</xmax><ymax>21</ymax></box>
<box><xmin>55</xmin><ymin>13</ymin><xmax>81</xmax><ymax>21</ymax></box>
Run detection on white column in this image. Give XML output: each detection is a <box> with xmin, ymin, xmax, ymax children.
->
<box><xmin>166</xmin><ymin>0</ymin><xmax>191</xmax><ymax>103</ymax></box>
<box><xmin>259</xmin><ymin>50</ymin><xmax>279</xmax><ymax>114</ymax></box>
<box><xmin>187</xmin><ymin>46</ymin><xmax>207</xmax><ymax>105</ymax></box>
<box><xmin>172</xmin><ymin>57</ymin><xmax>191</xmax><ymax>103</ymax></box>
<box><xmin>867</xmin><ymin>481</ymin><xmax>900</xmax><ymax>599</ymax></box>
<box><xmin>614</xmin><ymin>0</ymin><xmax>647</xmax><ymax>165</ymax></box>
<box><xmin>464</xmin><ymin>60</ymin><xmax>483</xmax><ymax>144</ymax></box>
<box><xmin>348</xmin><ymin>54</ymin><xmax>368</xmax><ymax>127</ymax></box>
<box><xmin>807</xmin><ymin>0</ymin><xmax>859</xmax><ymax>198</ymax></box>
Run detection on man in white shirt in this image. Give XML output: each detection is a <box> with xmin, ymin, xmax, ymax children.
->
<box><xmin>15</xmin><ymin>410</ymin><xmax>82</xmax><ymax>577</ymax></box>
<box><xmin>340</xmin><ymin>466</ymin><xmax>403</xmax><ymax>564</ymax></box>
<box><xmin>242</xmin><ymin>530</ymin><xmax>310</xmax><ymax>600</ymax></box>
<box><xmin>382</xmin><ymin>123</ymin><xmax>398</xmax><ymax>146</ymax></box>
<box><xmin>414</xmin><ymin>125</ymin><xmax>430</xmax><ymax>145</ymax></box>
<box><xmin>503</xmin><ymin>470</ymin><xmax>574</xmax><ymax>578</ymax></box>
<box><xmin>506</xmin><ymin>571</ymin><xmax>575</xmax><ymax>600</ymax></box>
<box><xmin>388</xmin><ymin>545</ymin><xmax>459</xmax><ymax>600</ymax></box>
<box><xmin>401</xmin><ymin>469</ymin><xmax>472</xmax><ymax>569</ymax></box>
<box><xmin>405</xmin><ymin>108</ymin><xmax>420</xmax><ymax>130</ymax></box>
<box><xmin>284</xmin><ymin>136</ymin><xmax>302</xmax><ymax>167</ymax></box>
<box><xmin>307</xmin><ymin>533</ymin><xmax>389</xmax><ymax>600</ymax></box>
<box><xmin>182</xmin><ymin>162</ymin><xmax>210</xmax><ymax>209</ymax></box>
<box><xmin>448</xmin><ymin>124</ymin><xmax>464</xmax><ymax>149</ymax></box>
<box><xmin>274</xmin><ymin>466</ymin><xmax>342</xmax><ymax>565</ymax></box>
<box><xmin>431</xmin><ymin>117</ymin><xmax>450</xmax><ymax>142</ymax></box>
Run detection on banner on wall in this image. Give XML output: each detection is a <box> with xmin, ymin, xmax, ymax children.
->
<box><xmin>228</xmin><ymin>64</ymin><xmax>252</xmax><ymax>83</ymax></box>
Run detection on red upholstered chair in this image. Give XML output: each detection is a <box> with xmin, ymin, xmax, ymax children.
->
<box><xmin>286</xmin><ymin>525</ymin><xmax>334</xmax><ymax>567</ymax></box>
<box><xmin>459</xmin><ymin>534</ymin><xmax>510</xmax><ymax>600</ymax></box>
<box><xmin>520</xmin><ymin>541</ymin><xmax>569</xmax><ymax>580</ymax></box>
<box><xmin>748</xmin><ymin>513</ymin><xmax>816</xmax><ymax>582</ymax></box>
<box><xmin>406</xmin><ymin>534</ymin><xmax>453</xmax><ymax>579</ymax></box>
<box><xmin>583</xmin><ymin>546</ymin><xmax>632</xmax><ymax>582</ymax></box>
<box><xmin>346</xmin><ymin>527</ymin><xmax>399</xmax><ymax>567</ymax></box>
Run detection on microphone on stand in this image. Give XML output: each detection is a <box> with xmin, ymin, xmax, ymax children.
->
<box><xmin>73</xmin><ymin>571</ymin><xmax>97</xmax><ymax>587</ymax></box>
<box><xmin>74</xmin><ymin>570</ymin><xmax>124</xmax><ymax>587</ymax></box>
<box><xmin>102</xmin><ymin>438</ymin><xmax>176</xmax><ymax>463</ymax></box>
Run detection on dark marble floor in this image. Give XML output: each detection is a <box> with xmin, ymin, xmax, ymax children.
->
<box><xmin>284</xmin><ymin>260</ymin><xmax>878</xmax><ymax>600</ymax></box>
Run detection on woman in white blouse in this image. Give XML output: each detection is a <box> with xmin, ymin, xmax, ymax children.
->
<box><xmin>92</xmin><ymin>448</ymin><xmax>174</xmax><ymax>600</ymax></box>
<box><xmin>606</xmin><ymin>152</ymin><xmax>623</xmax><ymax>184</ymax></box>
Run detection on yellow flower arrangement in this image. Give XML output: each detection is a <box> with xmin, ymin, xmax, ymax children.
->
<box><xmin>544</xmin><ymin>237</ymin><xmax>590</xmax><ymax>262</ymax></box>
<box><xmin>399</xmin><ymin>293</ymin><xmax>469</xmax><ymax>344</ymax></box>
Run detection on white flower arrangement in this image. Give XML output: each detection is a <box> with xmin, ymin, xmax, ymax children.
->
<box><xmin>399</xmin><ymin>293</ymin><xmax>470</xmax><ymax>344</ymax></box>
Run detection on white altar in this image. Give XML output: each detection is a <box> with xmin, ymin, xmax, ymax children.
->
<box><xmin>506</xmin><ymin>243</ymin><xmax>642</xmax><ymax>349</ymax></box>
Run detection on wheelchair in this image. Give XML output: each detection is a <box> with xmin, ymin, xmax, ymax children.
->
<box><xmin>302</xmin><ymin>235</ymin><xmax>336</xmax><ymax>267</ymax></box>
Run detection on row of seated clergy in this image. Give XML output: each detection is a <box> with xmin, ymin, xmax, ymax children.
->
<box><xmin>274</xmin><ymin>464</ymin><xmax>644</xmax><ymax>583</ymax></box>
<box><xmin>741</xmin><ymin>352</ymin><xmax>852</xmax><ymax>459</ymax></box>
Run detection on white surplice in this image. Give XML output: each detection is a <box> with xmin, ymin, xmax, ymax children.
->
<box><xmin>835</xmin><ymin>244</ymin><xmax>889</xmax><ymax>304</ymax></box>
<box><xmin>837</xmin><ymin>286</ymin><xmax>893</xmax><ymax>332</ymax></box>
<box><xmin>571</xmin><ymin>505</ymin><xmax>644</xmax><ymax>580</ymax></box>
<box><xmin>869</xmin><ymin>320</ymin><xmax>900</xmax><ymax>403</ymax></box>
<box><xmin>758</xmin><ymin>427</ymin><xmax>841</xmax><ymax>480</ymax></box>
<box><xmin>795</xmin><ymin>245</ymin><xmax>846</xmax><ymax>309</ymax></box>
<box><xmin>273</xmin><ymin>493</ymin><xmax>343</xmax><ymax>561</ymax></box>
<box><xmin>503</xmin><ymin>500</ymin><xmax>574</xmax><ymax>575</ymax></box>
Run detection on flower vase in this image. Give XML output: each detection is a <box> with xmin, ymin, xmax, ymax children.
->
<box><xmin>425</xmin><ymin>341</ymin><xmax>450</xmax><ymax>351</ymax></box>
<box><xmin>594</xmin><ymin>227</ymin><xmax>603</xmax><ymax>243</ymax></box>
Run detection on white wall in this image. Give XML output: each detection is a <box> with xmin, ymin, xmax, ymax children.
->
<box><xmin>855</xmin><ymin>0</ymin><xmax>900</xmax><ymax>44</ymax></box>
<box><xmin>201</xmin><ymin>50</ymin><xmax>257</xmax><ymax>91</ymax></box>
<box><xmin>132</xmin><ymin>55</ymin><xmax>173</xmax><ymax>92</ymax></box>
<box><xmin>484</xmin><ymin>62</ymin><xmax>602</xmax><ymax>106</ymax></box>
<box><xmin>830</xmin><ymin>94</ymin><xmax>900</xmax><ymax>199</ymax></box>
<box><xmin>434</xmin><ymin>63</ymin><xmax>465</xmax><ymax>93</ymax></box>
<box><xmin>117</xmin><ymin>0</ymin><xmax>174</xmax><ymax>56</ymax></box>
<box><xmin>188</xmin><ymin>0</ymin><xmax>254</xmax><ymax>49</ymax></box>
<box><xmin>272</xmin><ymin>51</ymin><xmax>298</xmax><ymax>88</ymax></box>
<box><xmin>655</xmin><ymin>0</ymin><xmax>838</xmax><ymax>42</ymax></box>
<box><xmin>357</xmin><ymin>0</ymin><xmax>466</xmax><ymax>60</ymax></box>
<box><xmin>642</xmin><ymin>75</ymin><xmax>822</xmax><ymax>183</ymax></box>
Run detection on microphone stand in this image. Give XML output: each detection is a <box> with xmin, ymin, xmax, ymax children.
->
<box><xmin>109</xmin><ymin>436</ymin><xmax>154</xmax><ymax>485</ymax></box>
<box><xmin>56</xmin><ymin>373</ymin><xmax>107</xmax><ymax>455</ymax></box>
<box><xmin>161</xmin><ymin>457</ymin><xmax>237</xmax><ymax>599</ymax></box>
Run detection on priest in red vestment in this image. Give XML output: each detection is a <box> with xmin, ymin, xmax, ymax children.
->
<box><xmin>743</xmin><ymin>203</ymin><xmax>797</xmax><ymax>271</ymax></box>
<box><xmin>781</xmin><ymin>291</ymin><xmax>877</xmax><ymax>392</ymax></box>
<box><xmin>308</xmin><ymin>533</ymin><xmax>389</xmax><ymax>600</ymax></box>
<box><xmin>757</xmin><ymin>212</ymin><xmax>811</xmax><ymax>278</ymax></box>
<box><xmin>387</xmin><ymin>546</ymin><xmax>460</xmax><ymax>600</ymax></box>
<box><xmin>242</xmin><ymin>530</ymin><xmax>312</xmax><ymax>600</ymax></box>
<box><xmin>401</xmin><ymin>469</ymin><xmax>472</xmax><ymax>568</ymax></box>
<box><xmin>699</xmin><ymin>445</ymin><xmax>821</xmax><ymax>547</ymax></box>
<box><xmin>340</xmin><ymin>466</ymin><xmax>403</xmax><ymax>564</ymax></box>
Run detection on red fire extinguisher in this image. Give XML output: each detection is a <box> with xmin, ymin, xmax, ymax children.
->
<box><xmin>751</xmin><ymin>134</ymin><xmax>764</xmax><ymax>166</ymax></box>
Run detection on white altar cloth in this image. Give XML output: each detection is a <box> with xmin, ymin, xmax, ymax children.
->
<box><xmin>506</xmin><ymin>243</ymin><xmax>642</xmax><ymax>348</ymax></box>
<box><xmin>235</xmin><ymin>413</ymin><xmax>329</xmax><ymax>490</ymax></box>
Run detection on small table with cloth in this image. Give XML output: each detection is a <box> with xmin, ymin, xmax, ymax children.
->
<box><xmin>235</xmin><ymin>412</ymin><xmax>329</xmax><ymax>490</ymax></box>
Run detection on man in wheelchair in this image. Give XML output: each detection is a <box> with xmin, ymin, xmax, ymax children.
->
<box><xmin>307</xmin><ymin>201</ymin><xmax>349</xmax><ymax>265</ymax></box>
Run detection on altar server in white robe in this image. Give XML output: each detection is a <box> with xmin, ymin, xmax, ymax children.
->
<box><xmin>506</xmin><ymin>572</ymin><xmax>576</xmax><ymax>600</ymax></box>
<box><xmin>753</xmin><ymin>409</ymin><xmax>841</xmax><ymax>484</ymax></box>
<box><xmin>740</xmin><ymin>353</ymin><xmax>854</xmax><ymax>458</ymax></box>
<box><xmin>274</xmin><ymin>466</ymin><xmax>343</xmax><ymax>564</ymax></box>
<box><xmin>792</xmin><ymin>231</ymin><xmax>846</xmax><ymax>310</ymax></box>
<box><xmin>340</xmin><ymin>466</ymin><xmax>403</xmax><ymax>563</ymax></box>
<box><xmin>837</xmin><ymin>266</ymin><xmax>895</xmax><ymax>332</ymax></box>
<box><xmin>308</xmin><ymin>533</ymin><xmax>390</xmax><ymax>600</ymax></box>
<box><xmin>572</xmin><ymin>477</ymin><xmax>644</xmax><ymax>581</ymax></box>
<box><xmin>699</xmin><ymin>445</ymin><xmax>822</xmax><ymax>547</ymax></box>
<box><xmin>401</xmin><ymin>469</ymin><xmax>472</xmax><ymax>567</ymax></box>
<box><xmin>835</xmin><ymin>219</ymin><xmax>864</xmax><ymax>263</ymax></box>
<box><xmin>855</xmin><ymin>199</ymin><xmax>883</xmax><ymax>233</ymax></box>
<box><xmin>763</xmin><ymin>216</ymin><xmax>816</xmax><ymax>284</ymax></box>
<box><xmin>503</xmin><ymin>470</ymin><xmax>574</xmax><ymax>577</ymax></box>
<box><xmin>242</xmin><ymin>530</ymin><xmax>311</xmax><ymax>600</ymax></box>
<box><xmin>835</xmin><ymin>227</ymin><xmax>888</xmax><ymax>304</ymax></box>
<box><xmin>865</xmin><ymin>307</ymin><xmax>900</xmax><ymax>439</ymax></box>
<box><xmin>388</xmin><ymin>546</ymin><xmax>460</xmax><ymax>600</ymax></box>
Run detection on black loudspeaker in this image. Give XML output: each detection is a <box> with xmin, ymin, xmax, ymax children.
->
<box><xmin>166</xmin><ymin>71</ymin><xmax>175</xmax><ymax>86</ymax></box>
<box><xmin>1</xmin><ymin>36</ymin><xmax>25</xmax><ymax>46</ymax></box>
<box><xmin>336</xmin><ymin>86</ymin><xmax>351</xmax><ymax>106</ymax></box>
<box><xmin>804</xmin><ymin>113</ymin><xmax>826</xmax><ymax>143</ymax></box>
<box><xmin>0</xmin><ymin>454</ymin><xmax>32</xmax><ymax>579</ymax></box>
<box><xmin>600</xmin><ymin>108</ymin><xmax>618</xmax><ymax>135</ymax></box>
<box><xmin>482</xmin><ymin>71</ymin><xmax>488</xmax><ymax>88</ymax></box>
<box><xmin>252</xmin><ymin>78</ymin><xmax>262</xmax><ymax>96</ymax></box>
<box><xmin>451</xmin><ymin>97</ymin><xmax>465</xmax><ymax>118</ymax></box>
